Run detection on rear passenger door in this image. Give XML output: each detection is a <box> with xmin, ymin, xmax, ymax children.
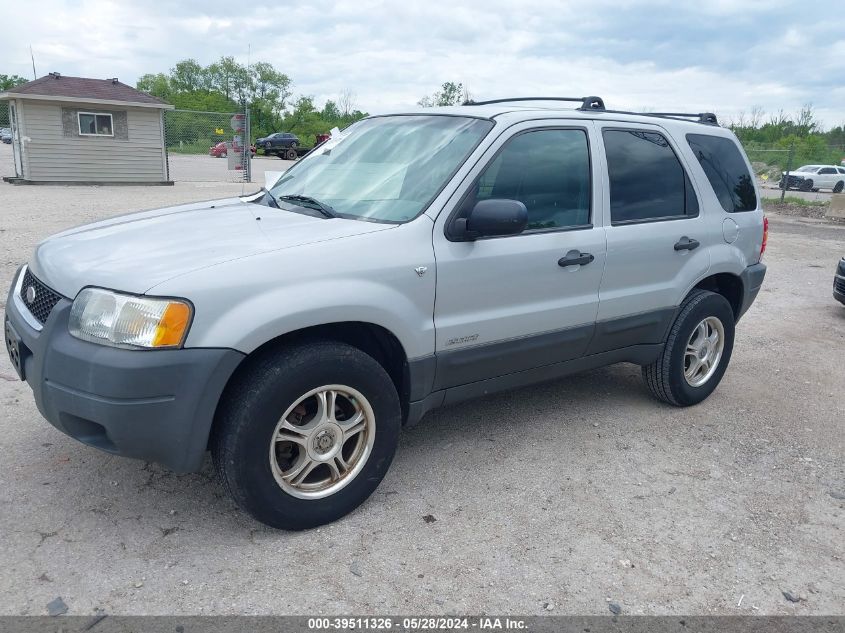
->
<box><xmin>817</xmin><ymin>167</ymin><xmax>837</xmax><ymax>189</ymax></box>
<box><xmin>591</xmin><ymin>124</ymin><xmax>711</xmax><ymax>352</ymax></box>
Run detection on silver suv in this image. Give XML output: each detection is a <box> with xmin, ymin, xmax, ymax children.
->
<box><xmin>4</xmin><ymin>96</ymin><xmax>767</xmax><ymax>529</ymax></box>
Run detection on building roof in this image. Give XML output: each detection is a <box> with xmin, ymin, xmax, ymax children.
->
<box><xmin>0</xmin><ymin>73</ymin><xmax>172</xmax><ymax>109</ymax></box>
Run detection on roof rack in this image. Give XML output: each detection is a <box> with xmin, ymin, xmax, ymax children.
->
<box><xmin>461</xmin><ymin>96</ymin><xmax>719</xmax><ymax>125</ymax></box>
<box><xmin>647</xmin><ymin>112</ymin><xmax>718</xmax><ymax>124</ymax></box>
<box><xmin>462</xmin><ymin>96</ymin><xmax>606</xmax><ymax>111</ymax></box>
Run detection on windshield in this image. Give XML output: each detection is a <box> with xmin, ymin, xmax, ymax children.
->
<box><xmin>269</xmin><ymin>115</ymin><xmax>493</xmax><ymax>222</ymax></box>
<box><xmin>796</xmin><ymin>166</ymin><xmax>817</xmax><ymax>172</ymax></box>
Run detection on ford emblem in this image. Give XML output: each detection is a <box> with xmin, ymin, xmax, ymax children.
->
<box><xmin>25</xmin><ymin>286</ymin><xmax>36</xmax><ymax>304</ymax></box>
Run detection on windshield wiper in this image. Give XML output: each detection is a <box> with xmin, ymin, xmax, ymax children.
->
<box><xmin>276</xmin><ymin>194</ymin><xmax>338</xmax><ymax>218</ymax></box>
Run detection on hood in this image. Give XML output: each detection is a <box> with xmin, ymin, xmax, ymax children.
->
<box><xmin>31</xmin><ymin>197</ymin><xmax>393</xmax><ymax>298</ymax></box>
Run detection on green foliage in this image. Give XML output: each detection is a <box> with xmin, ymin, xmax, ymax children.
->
<box><xmin>418</xmin><ymin>81</ymin><xmax>469</xmax><ymax>107</ymax></box>
<box><xmin>0</xmin><ymin>74</ymin><xmax>27</xmax><ymax>126</ymax></box>
<box><xmin>730</xmin><ymin>104</ymin><xmax>844</xmax><ymax>171</ymax></box>
<box><xmin>0</xmin><ymin>74</ymin><xmax>27</xmax><ymax>90</ymax></box>
<box><xmin>134</xmin><ymin>58</ymin><xmax>366</xmax><ymax>151</ymax></box>
<box><xmin>762</xmin><ymin>196</ymin><xmax>829</xmax><ymax>208</ymax></box>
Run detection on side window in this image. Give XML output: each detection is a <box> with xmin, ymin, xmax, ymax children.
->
<box><xmin>837</xmin><ymin>168</ymin><xmax>845</xmax><ymax>175</ymax></box>
<box><xmin>687</xmin><ymin>133</ymin><xmax>757</xmax><ymax>212</ymax></box>
<box><xmin>471</xmin><ymin>129</ymin><xmax>591</xmax><ymax>230</ymax></box>
<box><xmin>819</xmin><ymin>167</ymin><xmax>836</xmax><ymax>175</ymax></box>
<box><xmin>604</xmin><ymin>129</ymin><xmax>698</xmax><ymax>224</ymax></box>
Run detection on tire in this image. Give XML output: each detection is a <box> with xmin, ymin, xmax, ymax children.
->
<box><xmin>641</xmin><ymin>289</ymin><xmax>735</xmax><ymax>407</ymax></box>
<box><xmin>285</xmin><ymin>148</ymin><xmax>297</xmax><ymax>160</ymax></box>
<box><xmin>800</xmin><ymin>179</ymin><xmax>813</xmax><ymax>192</ymax></box>
<box><xmin>834</xmin><ymin>181</ymin><xmax>844</xmax><ymax>193</ymax></box>
<box><xmin>290</xmin><ymin>141</ymin><xmax>298</xmax><ymax>148</ymax></box>
<box><xmin>264</xmin><ymin>141</ymin><xmax>272</xmax><ymax>149</ymax></box>
<box><xmin>212</xmin><ymin>340</ymin><xmax>401</xmax><ymax>530</ymax></box>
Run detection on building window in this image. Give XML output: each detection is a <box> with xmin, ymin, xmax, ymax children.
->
<box><xmin>78</xmin><ymin>112</ymin><xmax>114</xmax><ymax>136</ymax></box>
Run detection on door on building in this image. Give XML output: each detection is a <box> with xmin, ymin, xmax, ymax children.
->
<box><xmin>9</xmin><ymin>102</ymin><xmax>22</xmax><ymax>177</ymax></box>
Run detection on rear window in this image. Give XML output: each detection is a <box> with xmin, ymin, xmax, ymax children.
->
<box><xmin>687</xmin><ymin>134</ymin><xmax>757</xmax><ymax>212</ymax></box>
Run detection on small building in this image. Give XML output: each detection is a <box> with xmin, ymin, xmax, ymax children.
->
<box><xmin>0</xmin><ymin>73</ymin><xmax>174</xmax><ymax>184</ymax></box>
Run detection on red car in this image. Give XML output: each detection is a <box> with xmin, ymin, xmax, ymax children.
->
<box><xmin>209</xmin><ymin>142</ymin><xmax>256</xmax><ymax>158</ymax></box>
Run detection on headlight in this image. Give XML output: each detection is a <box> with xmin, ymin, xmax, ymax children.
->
<box><xmin>69</xmin><ymin>288</ymin><xmax>192</xmax><ymax>349</ymax></box>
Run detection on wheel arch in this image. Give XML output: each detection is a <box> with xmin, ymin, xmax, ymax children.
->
<box><xmin>209</xmin><ymin>321</ymin><xmax>414</xmax><ymax>449</ymax></box>
<box><xmin>692</xmin><ymin>272</ymin><xmax>744</xmax><ymax>321</ymax></box>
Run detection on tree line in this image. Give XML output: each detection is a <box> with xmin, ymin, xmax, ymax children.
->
<box><xmin>726</xmin><ymin>104</ymin><xmax>845</xmax><ymax>171</ymax></box>
<box><xmin>136</xmin><ymin>58</ymin><xmax>367</xmax><ymax>148</ymax></box>
<box><xmin>2</xmin><ymin>69</ymin><xmax>843</xmax><ymax>168</ymax></box>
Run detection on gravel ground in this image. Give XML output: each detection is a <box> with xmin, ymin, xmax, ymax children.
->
<box><xmin>0</xmin><ymin>179</ymin><xmax>843</xmax><ymax>617</ymax></box>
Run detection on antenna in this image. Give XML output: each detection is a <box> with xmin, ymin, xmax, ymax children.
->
<box><xmin>29</xmin><ymin>45</ymin><xmax>37</xmax><ymax>79</ymax></box>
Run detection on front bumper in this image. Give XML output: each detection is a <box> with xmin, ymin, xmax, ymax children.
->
<box><xmin>834</xmin><ymin>259</ymin><xmax>845</xmax><ymax>304</ymax></box>
<box><xmin>5</xmin><ymin>272</ymin><xmax>244</xmax><ymax>472</ymax></box>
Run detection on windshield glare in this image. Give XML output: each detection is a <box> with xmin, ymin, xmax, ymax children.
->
<box><xmin>269</xmin><ymin>115</ymin><xmax>493</xmax><ymax>222</ymax></box>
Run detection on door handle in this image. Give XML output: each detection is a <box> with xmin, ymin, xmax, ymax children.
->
<box><xmin>558</xmin><ymin>251</ymin><xmax>595</xmax><ymax>267</ymax></box>
<box><xmin>674</xmin><ymin>236</ymin><xmax>700</xmax><ymax>251</ymax></box>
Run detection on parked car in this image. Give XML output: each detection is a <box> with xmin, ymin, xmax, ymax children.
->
<box><xmin>0</xmin><ymin>128</ymin><xmax>11</xmax><ymax>144</ymax></box>
<box><xmin>779</xmin><ymin>165</ymin><xmax>845</xmax><ymax>192</ymax></box>
<box><xmin>4</xmin><ymin>97</ymin><xmax>767</xmax><ymax>530</ymax></box>
<box><xmin>835</xmin><ymin>257</ymin><xmax>845</xmax><ymax>305</ymax></box>
<box><xmin>209</xmin><ymin>141</ymin><xmax>256</xmax><ymax>158</ymax></box>
<box><xmin>256</xmin><ymin>132</ymin><xmax>300</xmax><ymax>153</ymax></box>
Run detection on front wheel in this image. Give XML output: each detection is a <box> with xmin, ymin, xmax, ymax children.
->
<box><xmin>212</xmin><ymin>341</ymin><xmax>401</xmax><ymax>529</ymax></box>
<box><xmin>800</xmin><ymin>179</ymin><xmax>813</xmax><ymax>192</ymax></box>
<box><xmin>642</xmin><ymin>289</ymin><xmax>735</xmax><ymax>406</ymax></box>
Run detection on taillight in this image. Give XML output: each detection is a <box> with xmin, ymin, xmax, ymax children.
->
<box><xmin>760</xmin><ymin>216</ymin><xmax>769</xmax><ymax>260</ymax></box>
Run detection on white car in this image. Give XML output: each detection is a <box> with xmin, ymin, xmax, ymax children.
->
<box><xmin>780</xmin><ymin>165</ymin><xmax>845</xmax><ymax>193</ymax></box>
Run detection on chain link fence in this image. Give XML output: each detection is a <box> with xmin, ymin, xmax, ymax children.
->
<box><xmin>164</xmin><ymin>107</ymin><xmax>251</xmax><ymax>183</ymax></box>
<box><xmin>740</xmin><ymin>141</ymin><xmax>845</xmax><ymax>196</ymax></box>
<box><xmin>0</xmin><ymin>103</ymin><xmax>10</xmax><ymax>128</ymax></box>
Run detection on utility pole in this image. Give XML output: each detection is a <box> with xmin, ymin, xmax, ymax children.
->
<box><xmin>780</xmin><ymin>139</ymin><xmax>795</xmax><ymax>203</ymax></box>
<box><xmin>29</xmin><ymin>45</ymin><xmax>37</xmax><ymax>79</ymax></box>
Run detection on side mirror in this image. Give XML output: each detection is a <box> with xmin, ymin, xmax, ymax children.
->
<box><xmin>453</xmin><ymin>199</ymin><xmax>528</xmax><ymax>241</ymax></box>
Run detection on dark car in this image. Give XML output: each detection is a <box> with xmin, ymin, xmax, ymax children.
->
<box><xmin>835</xmin><ymin>258</ymin><xmax>845</xmax><ymax>305</ymax></box>
<box><xmin>256</xmin><ymin>132</ymin><xmax>300</xmax><ymax>153</ymax></box>
<box><xmin>0</xmin><ymin>128</ymin><xmax>11</xmax><ymax>144</ymax></box>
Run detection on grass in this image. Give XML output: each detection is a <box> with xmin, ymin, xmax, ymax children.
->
<box><xmin>762</xmin><ymin>196</ymin><xmax>829</xmax><ymax>207</ymax></box>
<box><xmin>167</xmin><ymin>141</ymin><xmax>217</xmax><ymax>155</ymax></box>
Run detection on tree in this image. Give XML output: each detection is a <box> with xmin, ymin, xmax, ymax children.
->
<box><xmin>0</xmin><ymin>74</ymin><xmax>27</xmax><ymax>126</ymax></box>
<box><xmin>338</xmin><ymin>89</ymin><xmax>356</xmax><ymax>117</ymax></box>
<box><xmin>170</xmin><ymin>59</ymin><xmax>207</xmax><ymax>93</ymax></box>
<box><xmin>0</xmin><ymin>74</ymin><xmax>27</xmax><ymax>90</ymax></box>
<box><xmin>136</xmin><ymin>73</ymin><xmax>172</xmax><ymax>100</ymax></box>
<box><xmin>418</xmin><ymin>81</ymin><xmax>469</xmax><ymax>107</ymax></box>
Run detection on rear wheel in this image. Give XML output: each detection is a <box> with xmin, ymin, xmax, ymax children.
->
<box><xmin>834</xmin><ymin>181</ymin><xmax>844</xmax><ymax>193</ymax></box>
<box><xmin>212</xmin><ymin>341</ymin><xmax>401</xmax><ymax>529</ymax></box>
<box><xmin>642</xmin><ymin>289</ymin><xmax>735</xmax><ymax>406</ymax></box>
<box><xmin>285</xmin><ymin>148</ymin><xmax>297</xmax><ymax>160</ymax></box>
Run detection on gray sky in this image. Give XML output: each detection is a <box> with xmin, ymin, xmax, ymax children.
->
<box><xmin>2</xmin><ymin>0</ymin><xmax>843</xmax><ymax>126</ymax></box>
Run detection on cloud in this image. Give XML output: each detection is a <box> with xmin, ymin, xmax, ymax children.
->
<box><xmin>2</xmin><ymin>0</ymin><xmax>842</xmax><ymax>126</ymax></box>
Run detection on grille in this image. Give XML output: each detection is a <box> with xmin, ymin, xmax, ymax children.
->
<box><xmin>835</xmin><ymin>276</ymin><xmax>845</xmax><ymax>295</ymax></box>
<box><xmin>19</xmin><ymin>268</ymin><xmax>63</xmax><ymax>325</ymax></box>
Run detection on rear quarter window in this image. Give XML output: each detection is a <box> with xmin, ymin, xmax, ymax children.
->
<box><xmin>687</xmin><ymin>134</ymin><xmax>757</xmax><ymax>212</ymax></box>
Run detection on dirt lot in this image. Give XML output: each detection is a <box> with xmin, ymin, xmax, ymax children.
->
<box><xmin>0</xmin><ymin>178</ymin><xmax>843</xmax><ymax>617</ymax></box>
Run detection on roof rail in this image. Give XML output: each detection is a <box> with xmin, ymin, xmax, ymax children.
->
<box><xmin>648</xmin><ymin>112</ymin><xmax>718</xmax><ymax>124</ymax></box>
<box><xmin>459</xmin><ymin>97</ymin><xmax>718</xmax><ymax>125</ymax></box>
<box><xmin>462</xmin><ymin>96</ymin><xmax>606</xmax><ymax>111</ymax></box>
